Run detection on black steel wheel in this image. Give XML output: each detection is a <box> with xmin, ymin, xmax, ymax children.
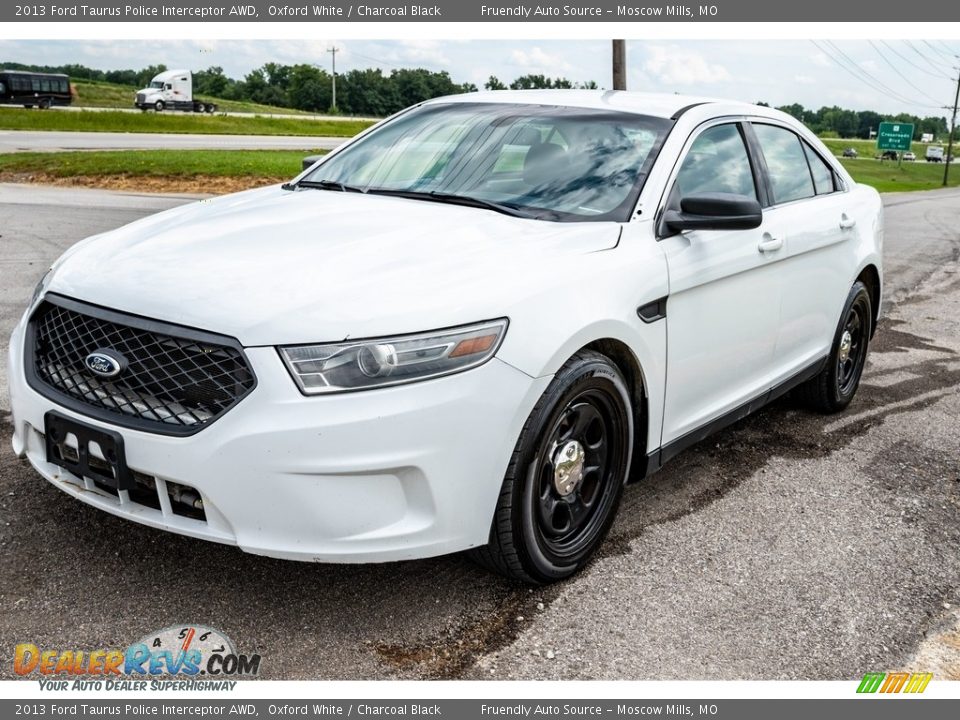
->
<box><xmin>797</xmin><ymin>280</ymin><xmax>873</xmax><ymax>413</ymax></box>
<box><xmin>470</xmin><ymin>350</ymin><xmax>634</xmax><ymax>584</ymax></box>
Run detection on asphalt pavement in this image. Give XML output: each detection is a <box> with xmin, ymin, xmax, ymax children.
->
<box><xmin>0</xmin><ymin>183</ymin><xmax>957</xmax><ymax>680</ymax></box>
<box><xmin>48</xmin><ymin>105</ymin><xmax>380</xmax><ymax>122</ymax></box>
<box><xmin>0</xmin><ymin>130</ymin><xmax>346</xmax><ymax>153</ymax></box>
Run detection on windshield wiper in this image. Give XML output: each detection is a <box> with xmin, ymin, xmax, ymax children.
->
<box><xmin>364</xmin><ymin>189</ymin><xmax>536</xmax><ymax>218</ymax></box>
<box><xmin>284</xmin><ymin>179</ymin><xmax>367</xmax><ymax>193</ymax></box>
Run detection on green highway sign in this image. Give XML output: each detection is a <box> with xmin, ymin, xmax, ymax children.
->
<box><xmin>877</xmin><ymin>122</ymin><xmax>914</xmax><ymax>151</ymax></box>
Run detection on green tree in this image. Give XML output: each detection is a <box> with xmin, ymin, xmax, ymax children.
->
<box><xmin>193</xmin><ymin>66</ymin><xmax>231</xmax><ymax>97</ymax></box>
<box><xmin>286</xmin><ymin>64</ymin><xmax>331</xmax><ymax>112</ymax></box>
<box><xmin>136</xmin><ymin>65</ymin><xmax>167</xmax><ymax>87</ymax></box>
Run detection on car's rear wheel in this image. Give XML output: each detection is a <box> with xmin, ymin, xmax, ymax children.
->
<box><xmin>797</xmin><ymin>281</ymin><xmax>872</xmax><ymax>413</ymax></box>
<box><xmin>470</xmin><ymin>350</ymin><xmax>633</xmax><ymax>584</ymax></box>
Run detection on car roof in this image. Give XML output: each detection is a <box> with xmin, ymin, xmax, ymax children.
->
<box><xmin>425</xmin><ymin>89</ymin><xmax>759</xmax><ymax>120</ymax></box>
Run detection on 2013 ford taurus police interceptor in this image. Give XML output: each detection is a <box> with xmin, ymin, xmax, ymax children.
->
<box><xmin>8</xmin><ymin>91</ymin><xmax>882</xmax><ymax>583</ymax></box>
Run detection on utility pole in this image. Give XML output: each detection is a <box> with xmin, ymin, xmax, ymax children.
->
<box><xmin>327</xmin><ymin>46</ymin><xmax>339</xmax><ymax>112</ymax></box>
<box><xmin>944</xmin><ymin>64</ymin><xmax>959</xmax><ymax>187</ymax></box>
<box><xmin>612</xmin><ymin>40</ymin><xmax>626</xmax><ymax>91</ymax></box>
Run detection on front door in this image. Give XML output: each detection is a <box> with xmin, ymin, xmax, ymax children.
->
<box><xmin>658</xmin><ymin>121</ymin><xmax>786</xmax><ymax>447</ymax></box>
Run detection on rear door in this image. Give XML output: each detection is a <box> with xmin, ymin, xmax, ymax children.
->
<box><xmin>658</xmin><ymin>120</ymin><xmax>786</xmax><ymax>447</ymax></box>
<box><xmin>747</xmin><ymin>122</ymin><xmax>861</xmax><ymax>382</ymax></box>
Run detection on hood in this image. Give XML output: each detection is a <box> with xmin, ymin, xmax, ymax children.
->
<box><xmin>48</xmin><ymin>186</ymin><xmax>622</xmax><ymax>346</ymax></box>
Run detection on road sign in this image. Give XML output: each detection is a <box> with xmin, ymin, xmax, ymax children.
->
<box><xmin>877</xmin><ymin>122</ymin><xmax>914</xmax><ymax>151</ymax></box>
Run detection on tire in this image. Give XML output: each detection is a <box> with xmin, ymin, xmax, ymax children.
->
<box><xmin>796</xmin><ymin>281</ymin><xmax>872</xmax><ymax>413</ymax></box>
<box><xmin>208</xmin><ymin>104</ymin><xmax>217</xmax><ymax>114</ymax></box>
<box><xmin>469</xmin><ymin>350</ymin><xmax>634</xmax><ymax>584</ymax></box>
<box><xmin>38</xmin><ymin>98</ymin><xmax>51</xmax><ymax>110</ymax></box>
<box><xmin>154</xmin><ymin>100</ymin><xmax>164</xmax><ymax>112</ymax></box>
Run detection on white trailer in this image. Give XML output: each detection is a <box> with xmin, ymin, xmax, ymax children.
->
<box><xmin>134</xmin><ymin>70</ymin><xmax>217</xmax><ymax>113</ymax></box>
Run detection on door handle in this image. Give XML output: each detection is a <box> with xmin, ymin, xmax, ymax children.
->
<box><xmin>758</xmin><ymin>234</ymin><xmax>783</xmax><ymax>253</ymax></box>
<box><xmin>840</xmin><ymin>213</ymin><xmax>857</xmax><ymax>229</ymax></box>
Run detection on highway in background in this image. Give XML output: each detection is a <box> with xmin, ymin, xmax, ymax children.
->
<box><xmin>0</xmin><ymin>130</ymin><xmax>347</xmax><ymax>153</ymax></box>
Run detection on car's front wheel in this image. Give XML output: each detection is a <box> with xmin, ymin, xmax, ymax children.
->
<box><xmin>470</xmin><ymin>350</ymin><xmax>633</xmax><ymax>584</ymax></box>
<box><xmin>797</xmin><ymin>280</ymin><xmax>873</xmax><ymax>413</ymax></box>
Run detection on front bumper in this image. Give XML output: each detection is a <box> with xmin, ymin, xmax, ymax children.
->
<box><xmin>8</xmin><ymin>313</ymin><xmax>548</xmax><ymax>563</ymax></box>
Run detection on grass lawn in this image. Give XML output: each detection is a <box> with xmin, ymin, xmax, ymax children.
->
<box><xmin>839</xmin><ymin>158</ymin><xmax>958</xmax><ymax>192</ymax></box>
<box><xmin>0</xmin><ymin>149</ymin><xmax>322</xmax><ymax>179</ymax></box>
<box><xmin>0</xmin><ymin>107</ymin><xmax>373</xmax><ymax>137</ymax></box>
<box><xmin>70</xmin><ymin>79</ymin><xmax>313</xmax><ymax>116</ymax></box>
<box><xmin>0</xmin><ymin>147</ymin><xmax>956</xmax><ymax>195</ymax></box>
<box><xmin>0</xmin><ymin>149</ymin><xmax>327</xmax><ymax>192</ymax></box>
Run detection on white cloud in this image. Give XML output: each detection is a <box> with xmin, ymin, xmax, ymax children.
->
<box><xmin>794</xmin><ymin>74</ymin><xmax>816</xmax><ymax>85</ymax></box>
<box><xmin>811</xmin><ymin>52</ymin><xmax>832</xmax><ymax>68</ymax></box>
<box><xmin>642</xmin><ymin>45</ymin><xmax>730</xmax><ymax>85</ymax></box>
<box><xmin>508</xmin><ymin>47</ymin><xmax>573</xmax><ymax>75</ymax></box>
<box><xmin>395</xmin><ymin>40</ymin><xmax>450</xmax><ymax>67</ymax></box>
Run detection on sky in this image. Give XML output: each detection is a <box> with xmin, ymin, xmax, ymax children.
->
<box><xmin>1</xmin><ymin>38</ymin><xmax>958</xmax><ymax>119</ymax></box>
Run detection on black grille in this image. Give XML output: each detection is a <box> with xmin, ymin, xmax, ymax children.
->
<box><xmin>27</xmin><ymin>295</ymin><xmax>256</xmax><ymax>435</ymax></box>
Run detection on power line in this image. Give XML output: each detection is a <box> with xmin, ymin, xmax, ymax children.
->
<box><xmin>343</xmin><ymin>50</ymin><xmax>405</xmax><ymax>70</ymax></box>
<box><xmin>934</xmin><ymin>40</ymin><xmax>959</xmax><ymax>58</ymax></box>
<box><xmin>868</xmin><ymin>40</ymin><xmax>952</xmax><ymax>107</ymax></box>
<box><xmin>817</xmin><ymin>40</ymin><xmax>943</xmax><ymax>110</ymax></box>
<box><xmin>922</xmin><ymin>40</ymin><xmax>956</xmax><ymax>62</ymax></box>
<box><xmin>905</xmin><ymin>40</ymin><xmax>951</xmax><ymax>76</ymax></box>
<box><xmin>879</xmin><ymin>40</ymin><xmax>953</xmax><ymax>81</ymax></box>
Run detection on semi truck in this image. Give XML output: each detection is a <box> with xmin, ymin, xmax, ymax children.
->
<box><xmin>134</xmin><ymin>70</ymin><xmax>217</xmax><ymax>113</ymax></box>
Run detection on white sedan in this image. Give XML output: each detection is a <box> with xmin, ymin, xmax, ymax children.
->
<box><xmin>8</xmin><ymin>91</ymin><xmax>883</xmax><ymax>583</ymax></box>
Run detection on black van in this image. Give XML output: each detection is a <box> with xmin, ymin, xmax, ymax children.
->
<box><xmin>0</xmin><ymin>70</ymin><xmax>72</xmax><ymax>109</ymax></box>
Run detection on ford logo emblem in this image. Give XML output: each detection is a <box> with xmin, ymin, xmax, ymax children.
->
<box><xmin>84</xmin><ymin>350</ymin><xmax>125</xmax><ymax>379</ymax></box>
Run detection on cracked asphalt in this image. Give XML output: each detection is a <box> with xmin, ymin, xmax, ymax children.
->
<box><xmin>0</xmin><ymin>183</ymin><xmax>958</xmax><ymax>680</ymax></box>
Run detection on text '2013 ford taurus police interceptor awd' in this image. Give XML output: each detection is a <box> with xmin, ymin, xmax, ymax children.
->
<box><xmin>8</xmin><ymin>91</ymin><xmax>882</xmax><ymax>584</ymax></box>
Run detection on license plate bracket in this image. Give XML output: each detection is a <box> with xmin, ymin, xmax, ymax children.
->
<box><xmin>44</xmin><ymin>411</ymin><xmax>134</xmax><ymax>491</ymax></box>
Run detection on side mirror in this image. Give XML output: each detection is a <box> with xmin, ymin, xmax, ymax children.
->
<box><xmin>302</xmin><ymin>155</ymin><xmax>324</xmax><ymax>171</ymax></box>
<box><xmin>663</xmin><ymin>192</ymin><xmax>762</xmax><ymax>233</ymax></box>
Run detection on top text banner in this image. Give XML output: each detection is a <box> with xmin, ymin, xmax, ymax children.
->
<box><xmin>7</xmin><ymin>0</ymin><xmax>960</xmax><ymax>22</ymax></box>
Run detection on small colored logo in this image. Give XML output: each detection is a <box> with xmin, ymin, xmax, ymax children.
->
<box><xmin>14</xmin><ymin>624</ymin><xmax>261</xmax><ymax>683</ymax></box>
<box><xmin>84</xmin><ymin>349</ymin><xmax>125</xmax><ymax>378</ymax></box>
<box><xmin>857</xmin><ymin>672</ymin><xmax>933</xmax><ymax>694</ymax></box>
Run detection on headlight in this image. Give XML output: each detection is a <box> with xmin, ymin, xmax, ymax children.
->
<box><xmin>279</xmin><ymin>318</ymin><xmax>508</xmax><ymax>394</ymax></box>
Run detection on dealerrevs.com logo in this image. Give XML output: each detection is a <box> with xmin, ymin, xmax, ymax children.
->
<box><xmin>14</xmin><ymin>624</ymin><xmax>261</xmax><ymax>690</ymax></box>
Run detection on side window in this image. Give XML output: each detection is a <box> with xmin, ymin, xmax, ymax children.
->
<box><xmin>674</xmin><ymin>123</ymin><xmax>757</xmax><ymax>201</ymax></box>
<box><xmin>753</xmin><ymin>124</ymin><xmax>816</xmax><ymax>204</ymax></box>
<box><xmin>803</xmin><ymin>142</ymin><xmax>837</xmax><ymax>195</ymax></box>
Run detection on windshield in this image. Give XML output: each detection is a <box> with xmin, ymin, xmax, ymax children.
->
<box><xmin>302</xmin><ymin>102</ymin><xmax>671</xmax><ymax>222</ymax></box>
<box><xmin>150</xmin><ymin>81</ymin><xmax>164</xmax><ymax>89</ymax></box>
